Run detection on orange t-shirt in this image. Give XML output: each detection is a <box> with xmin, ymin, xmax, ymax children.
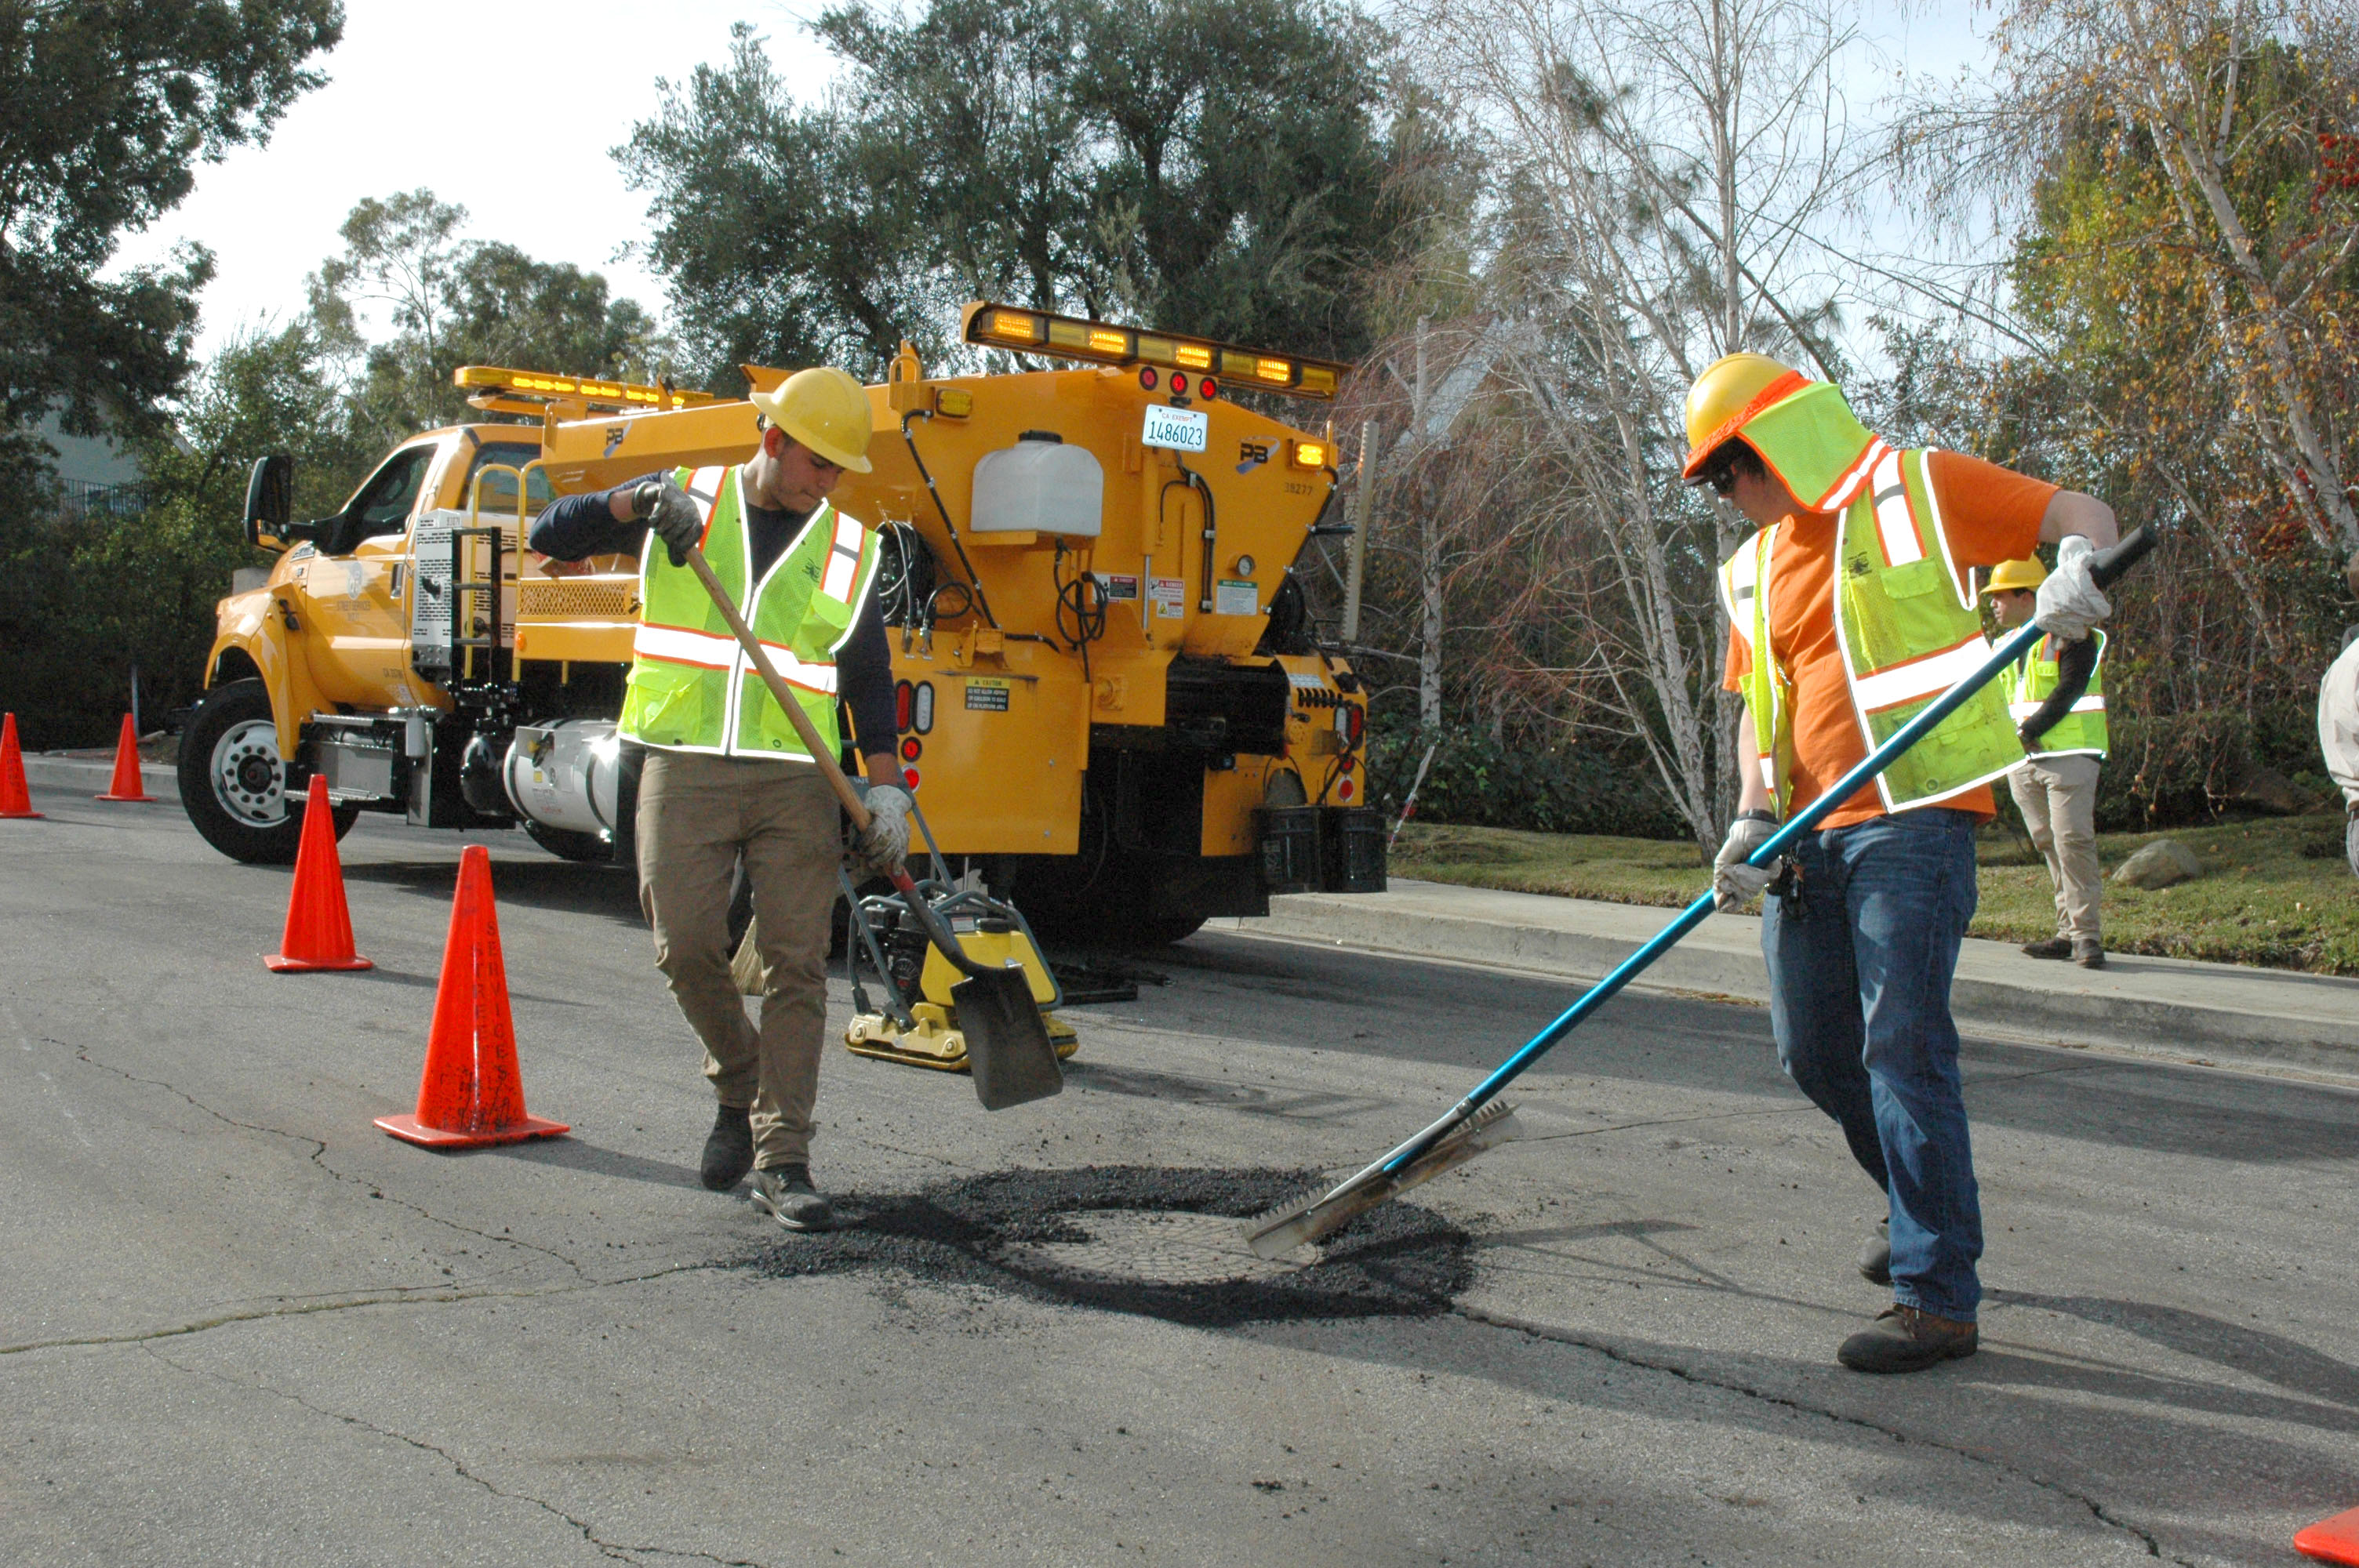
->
<box><xmin>1723</xmin><ymin>450</ymin><xmax>2057</xmax><ymax>828</ymax></box>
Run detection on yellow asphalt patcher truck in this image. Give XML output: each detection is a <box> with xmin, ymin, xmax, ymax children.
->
<box><xmin>184</xmin><ymin>302</ymin><xmax>1383</xmax><ymax>946</ymax></box>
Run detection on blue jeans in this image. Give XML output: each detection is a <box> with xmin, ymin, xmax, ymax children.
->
<box><xmin>1761</xmin><ymin>808</ymin><xmax>1984</xmax><ymax>1321</ymax></box>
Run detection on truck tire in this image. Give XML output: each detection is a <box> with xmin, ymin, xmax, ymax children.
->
<box><xmin>523</xmin><ymin>819</ymin><xmax>616</xmax><ymax>864</ymax></box>
<box><xmin>177</xmin><ymin>680</ymin><xmax>359</xmax><ymax>864</ymax></box>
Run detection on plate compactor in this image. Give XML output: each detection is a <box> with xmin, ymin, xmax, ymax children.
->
<box><xmin>840</xmin><ymin>869</ymin><xmax>1079</xmax><ymax>1073</ymax></box>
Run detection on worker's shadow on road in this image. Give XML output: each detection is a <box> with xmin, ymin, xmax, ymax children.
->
<box><xmin>486</xmin><ymin>1134</ymin><xmax>702</xmax><ymax>1190</ymax></box>
<box><xmin>1987</xmin><ymin>1288</ymin><xmax>2359</xmax><ymax>1413</ymax></box>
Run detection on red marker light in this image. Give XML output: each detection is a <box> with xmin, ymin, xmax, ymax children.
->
<box><xmin>900</xmin><ymin>737</ymin><xmax>921</xmax><ymax>761</ymax></box>
<box><xmin>1338</xmin><ymin>753</ymin><xmax>1355</xmax><ymax>772</ymax></box>
<box><xmin>903</xmin><ymin>767</ymin><xmax>921</xmax><ymax>790</ymax></box>
<box><xmin>1199</xmin><ymin>378</ymin><xmax>1218</xmax><ymax>400</ymax></box>
<box><xmin>1138</xmin><ymin>366</ymin><xmax>1158</xmax><ymax>390</ymax></box>
<box><xmin>1169</xmin><ymin>372</ymin><xmax>1188</xmax><ymax>396</ymax></box>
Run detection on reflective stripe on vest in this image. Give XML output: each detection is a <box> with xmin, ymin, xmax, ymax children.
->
<box><xmin>2002</xmin><ymin>628</ymin><xmax>2108</xmax><ymax>760</ymax></box>
<box><xmin>617</xmin><ymin>464</ymin><xmax>881</xmax><ymax>760</ymax></box>
<box><xmin>1720</xmin><ymin>445</ymin><xmax>2023</xmax><ymax>815</ymax></box>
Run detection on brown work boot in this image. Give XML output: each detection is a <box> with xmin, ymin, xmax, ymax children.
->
<box><xmin>2019</xmin><ymin>937</ymin><xmax>2073</xmax><ymax>960</ymax></box>
<box><xmin>2074</xmin><ymin>942</ymin><xmax>2106</xmax><ymax>970</ymax></box>
<box><xmin>1837</xmin><ymin>1305</ymin><xmax>1978</xmax><ymax>1374</ymax></box>
<box><xmin>700</xmin><ymin>1104</ymin><xmax>754</xmax><ymax>1192</ymax></box>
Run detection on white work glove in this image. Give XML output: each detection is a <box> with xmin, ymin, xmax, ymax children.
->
<box><xmin>632</xmin><ymin>480</ymin><xmax>706</xmax><ymax>567</ymax></box>
<box><xmin>847</xmin><ymin>784</ymin><xmax>912</xmax><ymax>881</ymax></box>
<box><xmin>2034</xmin><ymin>535</ymin><xmax>2112</xmax><ymax>643</ymax></box>
<box><xmin>1713</xmin><ymin>811</ymin><xmax>1783</xmax><ymax>912</ymax></box>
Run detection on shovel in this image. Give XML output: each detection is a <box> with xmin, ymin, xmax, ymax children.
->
<box><xmin>679</xmin><ymin>545</ymin><xmax>1063</xmax><ymax>1110</ymax></box>
<box><xmin>1245</xmin><ymin>526</ymin><xmax>2157</xmax><ymax>1258</ymax></box>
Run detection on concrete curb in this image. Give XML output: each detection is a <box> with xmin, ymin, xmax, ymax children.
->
<box><xmin>1229</xmin><ymin>880</ymin><xmax>2359</xmax><ymax>1075</ymax></box>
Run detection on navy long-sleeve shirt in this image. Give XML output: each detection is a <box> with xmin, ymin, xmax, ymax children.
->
<box><xmin>530</xmin><ymin>474</ymin><xmax>899</xmax><ymax>759</ymax></box>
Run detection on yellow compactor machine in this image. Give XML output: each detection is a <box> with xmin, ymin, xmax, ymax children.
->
<box><xmin>183</xmin><ymin>302</ymin><xmax>1384</xmax><ymax>955</ymax></box>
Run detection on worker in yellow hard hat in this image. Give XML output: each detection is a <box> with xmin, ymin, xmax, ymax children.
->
<box><xmin>529</xmin><ymin>365</ymin><xmax>902</xmax><ymax>1230</ymax></box>
<box><xmin>1694</xmin><ymin>350</ymin><xmax>2121</xmax><ymax>1374</ymax></box>
<box><xmin>1984</xmin><ymin>556</ymin><xmax>2109</xmax><ymax>967</ymax></box>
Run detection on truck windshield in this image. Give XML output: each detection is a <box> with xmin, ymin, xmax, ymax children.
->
<box><xmin>344</xmin><ymin>444</ymin><xmax>437</xmax><ymax>541</ymax></box>
<box><xmin>467</xmin><ymin>441</ymin><xmax>553</xmax><ymax>517</ymax></box>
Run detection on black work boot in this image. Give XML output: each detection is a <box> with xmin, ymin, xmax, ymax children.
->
<box><xmin>1857</xmin><ymin>1218</ymin><xmax>1892</xmax><ymax>1286</ymax></box>
<box><xmin>1837</xmin><ymin>1305</ymin><xmax>1979</xmax><ymax>1374</ymax></box>
<box><xmin>2020</xmin><ymin>936</ymin><xmax>2073</xmax><ymax>960</ymax></box>
<box><xmin>700</xmin><ymin>1105</ymin><xmax>754</xmax><ymax>1192</ymax></box>
<box><xmin>750</xmin><ymin>1164</ymin><xmax>835</xmax><ymax>1232</ymax></box>
<box><xmin>2074</xmin><ymin>942</ymin><xmax>2106</xmax><ymax>970</ymax></box>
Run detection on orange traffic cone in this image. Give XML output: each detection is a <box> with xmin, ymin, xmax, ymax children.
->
<box><xmin>265</xmin><ymin>776</ymin><xmax>373</xmax><ymax>973</ymax></box>
<box><xmin>376</xmin><ymin>845</ymin><xmax>568</xmax><ymax>1149</ymax></box>
<box><xmin>2299</xmin><ymin>1507</ymin><xmax>2359</xmax><ymax>1565</ymax></box>
<box><xmin>0</xmin><ymin>713</ymin><xmax>39</xmax><ymax>820</ymax></box>
<box><xmin>93</xmin><ymin>714</ymin><xmax>151</xmax><ymax>802</ymax></box>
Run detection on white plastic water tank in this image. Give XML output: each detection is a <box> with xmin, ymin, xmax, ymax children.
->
<box><xmin>970</xmin><ymin>430</ymin><xmax>1103</xmax><ymax>537</ymax></box>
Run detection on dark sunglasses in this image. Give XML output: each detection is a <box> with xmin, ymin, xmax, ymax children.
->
<box><xmin>1701</xmin><ymin>459</ymin><xmax>1740</xmax><ymax>496</ymax></box>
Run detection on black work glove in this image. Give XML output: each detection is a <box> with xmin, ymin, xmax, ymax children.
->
<box><xmin>633</xmin><ymin>480</ymin><xmax>705</xmax><ymax>567</ymax></box>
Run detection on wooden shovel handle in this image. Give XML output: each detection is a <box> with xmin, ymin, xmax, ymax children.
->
<box><xmin>680</xmin><ymin>546</ymin><xmax>873</xmax><ymax>831</ymax></box>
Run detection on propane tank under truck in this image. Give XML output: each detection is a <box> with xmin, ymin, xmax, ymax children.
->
<box><xmin>183</xmin><ymin>302</ymin><xmax>1383</xmax><ymax>947</ymax></box>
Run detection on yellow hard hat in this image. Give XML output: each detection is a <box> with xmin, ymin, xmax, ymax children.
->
<box><xmin>748</xmin><ymin>366</ymin><xmax>875</xmax><ymax>474</ymax></box>
<box><xmin>1983</xmin><ymin>557</ymin><xmax>2047</xmax><ymax>596</ymax></box>
<box><xmin>1682</xmin><ymin>352</ymin><xmax>1806</xmax><ymax>478</ymax></box>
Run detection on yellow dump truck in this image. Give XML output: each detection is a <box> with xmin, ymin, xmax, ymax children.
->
<box><xmin>182</xmin><ymin>302</ymin><xmax>1382</xmax><ymax>942</ymax></box>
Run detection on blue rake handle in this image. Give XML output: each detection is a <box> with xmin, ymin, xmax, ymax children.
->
<box><xmin>1341</xmin><ymin>526</ymin><xmax>2155</xmax><ymax>1193</ymax></box>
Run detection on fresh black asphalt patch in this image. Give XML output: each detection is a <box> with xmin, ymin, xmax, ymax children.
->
<box><xmin>740</xmin><ymin>1166</ymin><xmax>1475</xmax><ymax>1328</ymax></box>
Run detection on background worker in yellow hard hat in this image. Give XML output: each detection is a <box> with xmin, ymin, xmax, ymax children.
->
<box><xmin>1984</xmin><ymin>556</ymin><xmax>2109</xmax><ymax>968</ymax></box>
<box><xmin>529</xmin><ymin>366</ymin><xmax>908</xmax><ymax>1230</ymax></box>
<box><xmin>1696</xmin><ymin>350</ymin><xmax>2118</xmax><ymax>1374</ymax></box>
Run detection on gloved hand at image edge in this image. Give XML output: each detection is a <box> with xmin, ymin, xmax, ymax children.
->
<box><xmin>2034</xmin><ymin>534</ymin><xmax>2113</xmax><ymax>643</ymax></box>
<box><xmin>1714</xmin><ymin>811</ymin><xmax>1783</xmax><ymax>912</ymax></box>
<box><xmin>848</xmin><ymin>784</ymin><xmax>913</xmax><ymax>881</ymax></box>
<box><xmin>634</xmin><ymin>480</ymin><xmax>707</xmax><ymax>567</ymax></box>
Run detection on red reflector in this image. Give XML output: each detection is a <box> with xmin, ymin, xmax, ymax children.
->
<box><xmin>1139</xmin><ymin>366</ymin><xmax>1158</xmax><ymax>390</ymax></box>
<box><xmin>1169</xmin><ymin>372</ymin><xmax>1189</xmax><ymax>396</ymax></box>
<box><xmin>895</xmin><ymin>681</ymin><xmax>913</xmax><ymax>732</ymax></box>
<box><xmin>1337</xmin><ymin>777</ymin><xmax>1354</xmax><ymax>800</ymax></box>
<box><xmin>900</xmin><ymin>737</ymin><xmax>921</xmax><ymax>761</ymax></box>
<box><xmin>903</xmin><ymin>767</ymin><xmax>921</xmax><ymax>790</ymax></box>
<box><xmin>1199</xmin><ymin>378</ymin><xmax>1218</xmax><ymax>400</ymax></box>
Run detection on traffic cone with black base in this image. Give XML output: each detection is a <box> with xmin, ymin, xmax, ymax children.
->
<box><xmin>0</xmin><ymin>713</ymin><xmax>39</xmax><ymax>820</ymax></box>
<box><xmin>2299</xmin><ymin>1506</ymin><xmax>2359</xmax><ymax>1565</ymax></box>
<box><xmin>93</xmin><ymin>714</ymin><xmax>151</xmax><ymax>802</ymax></box>
<box><xmin>266</xmin><ymin>776</ymin><xmax>372</xmax><ymax>973</ymax></box>
<box><xmin>376</xmin><ymin>844</ymin><xmax>568</xmax><ymax>1149</ymax></box>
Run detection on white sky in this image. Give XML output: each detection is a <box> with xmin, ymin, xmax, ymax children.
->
<box><xmin>111</xmin><ymin>0</ymin><xmax>842</xmax><ymax>361</ymax></box>
<box><xmin>114</xmin><ymin>0</ymin><xmax>2001</xmax><ymax>368</ymax></box>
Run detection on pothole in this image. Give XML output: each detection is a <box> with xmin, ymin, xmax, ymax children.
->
<box><xmin>739</xmin><ymin>1166</ymin><xmax>1474</xmax><ymax>1327</ymax></box>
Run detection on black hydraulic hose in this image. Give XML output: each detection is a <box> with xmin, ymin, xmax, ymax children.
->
<box><xmin>1175</xmin><ymin>454</ymin><xmax>1218</xmax><ymax>613</ymax></box>
<box><xmin>900</xmin><ymin>408</ymin><xmax>998</xmax><ymax>628</ymax></box>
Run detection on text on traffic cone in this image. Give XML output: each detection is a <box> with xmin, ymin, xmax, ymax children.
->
<box><xmin>0</xmin><ymin>713</ymin><xmax>40</xmax><ymax>820</ymax></box>
<box><xmin>93</xmin><ymin>713</ymin><xmax>151</xmax><ymax>802</ymax></box>
<box><xmin>265</xmin><ymin>775</ymin><xmax>372</xmax><ymax>973</ymax></box>
<box><xmin>376</xmin><ymin>845</ymin><xmax>568</xmax><ymax>1149</ymax></box>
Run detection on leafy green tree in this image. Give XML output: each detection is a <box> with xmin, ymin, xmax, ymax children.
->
<box><xmin>0</xmin><ymin>0</ymin><xmax>343</xmax><ymax>485</ymax></box>
<box><xmin>620</xmin><ymin>0</ymin><xmax>1427</xmax><ymax>383</ymax></box>
<box><xmin>310</xmin><ymin>190</ymin><xmax>674</xmax><ymax>443</ymax></box>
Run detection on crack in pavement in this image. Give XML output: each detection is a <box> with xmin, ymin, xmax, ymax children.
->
<box><xmin>136</xmin><ymin>1341</ymin><xmax>779</xmax><ymax>1568</ymax></box>
<box><xmin>2</xmin><ymin>1262</ymin><xmax>721</xmax><ymax>1358</ymax></box>
<box><xmin>1455</xmin><ymin>1304</ymin><xmax>2193</xmax><ymax>1566</ymax></box>
<box><xmin>57</xmin><ymin>1035</ymin><xmax>589</xmax><ymax>1279</ymax></box>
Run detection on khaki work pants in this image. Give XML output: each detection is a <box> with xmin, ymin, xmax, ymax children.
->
<box><xmin>2008</xmin><ymin>753</ymin><xmax>2103</xmax><ymax>947</ymax></box>
<box><xmin>636</xmin><ymin>750</ymin><xmax>841</xmax><ymax>1169</ymax></box>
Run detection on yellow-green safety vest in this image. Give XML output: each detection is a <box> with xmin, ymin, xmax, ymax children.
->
<box><xmin>1717</xmin><ymin>410</ymin><xmax>2023</xmax><ymax>816</ymax></box>
<box><xmin>619</xmin><ymin>464</ymin><xmax>883</xmax><ymax>762</ymax></box>
<box><xmin>2004</xmin><ymin>629</ymin><xmax>2107</xmax><ymax>760</ymax></box>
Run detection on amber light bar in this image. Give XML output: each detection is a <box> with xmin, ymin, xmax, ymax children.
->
<box><xmin>453</xmin><ymin>365</ymin><xmax>716</xmax><ymax>414</ymax></box>
<box><xmin>960</xmin><ymin>301</ymin><xmax>1349</xmax><ymax>400</ymax></box>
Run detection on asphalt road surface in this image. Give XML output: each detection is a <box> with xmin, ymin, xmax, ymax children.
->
<box><xmin>5</xmin><ymin>783</ymin><xmax>2356</xmax><ymax>1566</ymax></box>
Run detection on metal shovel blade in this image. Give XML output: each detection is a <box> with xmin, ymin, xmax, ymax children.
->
<box><xmin>954</xmin><ymin>965</ymin><xmax>1064</xmax><ymax>1110</ymax></box>
<box><xmin>1245</xmin><ymin>1102</ymin><xmax>1522</xmax><ymax>1259</ymax></box>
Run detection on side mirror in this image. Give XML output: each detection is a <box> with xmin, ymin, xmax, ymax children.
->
<box><xmin>244</xmin><ymin>455</ymin><xmax>293</xmax><ymax>547</ymax></box>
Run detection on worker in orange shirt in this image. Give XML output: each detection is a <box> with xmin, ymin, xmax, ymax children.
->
<box><xmin>1696</xmin><ymin>354</ymin><xmax>2117</xmax><ymax>1374</ymax></box>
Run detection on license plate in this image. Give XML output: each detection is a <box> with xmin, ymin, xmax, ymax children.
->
<box><xmin>1141</xmin><ymin>405</ymin><xmax>1209</xmax><ymax>452</ymax></box>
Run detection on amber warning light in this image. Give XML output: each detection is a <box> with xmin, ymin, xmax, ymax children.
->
<box><xmin>961</xmin><ymin>302</ymin><xmax>1349</xmax><ymax>400</ymax></box>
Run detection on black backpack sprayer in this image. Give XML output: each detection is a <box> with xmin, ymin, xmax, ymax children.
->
<box><xmin>1245</xmin><ymin>527</ymin><xmax>2156</xmax><ymax>1258</ymax></box>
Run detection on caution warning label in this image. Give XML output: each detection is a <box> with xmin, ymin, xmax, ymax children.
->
<box><xmin>965</xmin><ymin>677</ymin><xmax>1011</xmax><ymax>713</ymax></box>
